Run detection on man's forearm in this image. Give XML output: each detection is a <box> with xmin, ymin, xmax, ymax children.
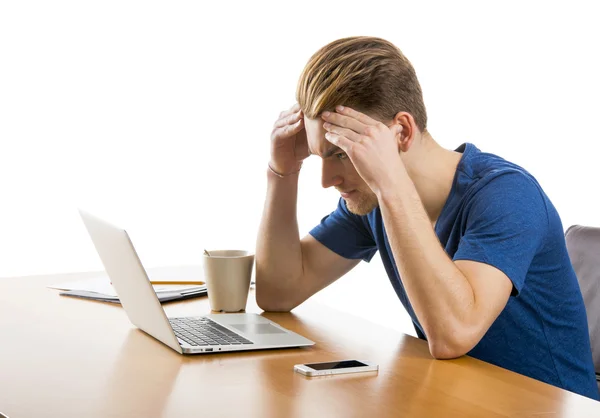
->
<box><xmin>255</xmin><ymin>168</ymin><xmax>304</xmax><ymax>310</ymax></box>
<box><xmin>377</xmin><ymin>171</ymin><xmax>478</xmax><ymax>356</ymax></box>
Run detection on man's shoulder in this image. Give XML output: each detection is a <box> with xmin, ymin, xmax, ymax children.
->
<box><xmin>465</xmin><ymin>168</ymin><xmax>548</xmax><ymax>216</ymax></box>
<box><xmin>459</xmin><ymin>145</ymin><xmax>545</xmax><ymax>206</ymax></box>
<box><xmin>461</xmin><ymin>144</ymin><xmax>529</xmax><ymax>179</ymax></box>
<box><xmin>455</xmin><ymin>148</ymin><xmax>550</xmax><ymax>230</ymax></box>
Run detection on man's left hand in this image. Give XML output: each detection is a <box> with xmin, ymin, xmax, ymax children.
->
<box><xmin>322</xmin><ymin>105</ymin><xmax>405</xmax><ymax>197</ymax></box>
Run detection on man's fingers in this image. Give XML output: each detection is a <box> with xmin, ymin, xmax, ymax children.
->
<box><xmin>323</xmin><ymin>123</ymin><xmax>362</xmax><ymax>142</ymax></box>
<box><xmin>321</xmin><ymin>110</ymin><xmax>371</xmax><ymax>135</ymax></box>
<box><xmin>279</xmin><ymin>103</ymin><xmax>301</xmax><ymax>120</ymax></box>
<box><xmin>324</xmin><ymin>132</ymin><xmax>353</xmax><ymax>155</ymax></box>
<box><xmin>335</xmin><ymin>105</ymin><xmax>378</xmax><ymax>125</ymax></box>
<box><xmin>273</xmin><ymin>119</ymin><xmax>303</xmax><ymax>140</ymax></box>
<box><xmin>274</xmin><ymin>110</ymin><xmax>302</xmax><ymax>129</ymax></box>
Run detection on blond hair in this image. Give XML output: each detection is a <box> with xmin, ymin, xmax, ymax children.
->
<box><xmin>296</xmin><ymin>36</ymin><xmax>427</xmax><ymax>131</ymax></box>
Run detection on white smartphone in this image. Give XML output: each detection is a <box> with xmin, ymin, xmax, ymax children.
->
<box><xmin>294</xmin><ymin>359</ymin><xmax>378</xmax><ymax>377</ymax></box>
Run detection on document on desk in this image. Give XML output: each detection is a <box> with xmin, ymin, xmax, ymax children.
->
<box><xmin>48</xmin><ymin>268</ymin><xmax>207</xmax><ymax>304</ymax></box>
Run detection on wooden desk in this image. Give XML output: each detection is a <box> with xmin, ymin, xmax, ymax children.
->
<box><xmin>1</xmin><ymin>272</ymin><xmax>599</xmax><ymax>418</ymax></box>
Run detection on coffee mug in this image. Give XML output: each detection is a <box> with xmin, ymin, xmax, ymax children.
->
<box><xmin>202</xmin><ymin>250</ymin><xmax>254</xmax><ymax>312</ymax></box>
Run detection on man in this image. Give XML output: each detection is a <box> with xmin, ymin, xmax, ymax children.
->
<box><xmin>255</xmin><ymin>36</ymin><xmax>599</xmax><ymax>399</ymax></box>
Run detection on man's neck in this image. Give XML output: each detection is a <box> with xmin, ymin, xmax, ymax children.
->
<box><xmin>402</xmin><ymin>134</ymin><xmax>463</xmax><ymax>225</ymax></box>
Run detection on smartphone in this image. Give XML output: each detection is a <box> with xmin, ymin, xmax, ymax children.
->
<box><xmin>293</xmin><ymin>359</ymin><xmax>378</xmax><ymax>377</ymax></box>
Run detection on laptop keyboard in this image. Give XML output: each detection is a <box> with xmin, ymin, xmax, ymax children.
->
<box><xmin>169</xmin><ymin>317</ymin><xmax>253</xmax><ymax>347</ymax></box>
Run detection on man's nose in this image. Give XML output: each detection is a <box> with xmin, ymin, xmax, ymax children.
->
<box><xmin>321</xmin><ymin>160</ymin><xmax>343</xmax><ymax>189</ymax></box>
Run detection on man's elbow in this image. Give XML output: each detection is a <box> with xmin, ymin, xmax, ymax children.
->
<box><xmin>256</xmin><ymin>288</ymin><xmax>296</xmax><ymax>313</ymax></box>
<box><xmin>256</xmin><ymin>298</ymin><xmax>294</xmax><ymax>313</ymax></box>
<box><xmin>427</xmin><ymin>331</ymin><xmax>477</xmax><ymax>360</ymax></box>
<box><xmin>428</xmin><ymin>340</ymin><xmax>467</xmax><ymax>359</ymax></box>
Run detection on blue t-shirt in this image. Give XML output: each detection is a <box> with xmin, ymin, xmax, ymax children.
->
<box><xmin>310</xmin><ymin>143</ymin><xmax>599</xmax><ymax>400</ymax></box>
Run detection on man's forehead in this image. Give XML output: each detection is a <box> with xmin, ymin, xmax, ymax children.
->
<box><xmin>305</xmin><ymin>117</ymin><xmax>340</xmax><ymax>158</ymax></box>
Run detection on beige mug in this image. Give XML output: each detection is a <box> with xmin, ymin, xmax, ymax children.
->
<box><xmin>202</xmin><ymin>250</ymin><xmax>254</xmax><ymax>312</ymax></box>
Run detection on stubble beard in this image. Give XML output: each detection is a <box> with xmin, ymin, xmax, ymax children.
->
<box><xmin>344</xmin><ymin>189</ymin><xmax>379</xmax><ymax>216</ymax></box>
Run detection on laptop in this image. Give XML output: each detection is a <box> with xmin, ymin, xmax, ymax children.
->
<box><xmin>78</xmin><ymin>209</ymin><xmax>315</xmax><ymax>354</ymax></box>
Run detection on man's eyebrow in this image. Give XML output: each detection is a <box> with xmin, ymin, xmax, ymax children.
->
<box><xmin>308</xmin><ymin>146</ymin><xmax>342</xmax><ymax>158</ymax></box>
<box><xmin>322</xmin><ymin>146</ymin><xmax>341</xmax><ymax>158</ymax></box>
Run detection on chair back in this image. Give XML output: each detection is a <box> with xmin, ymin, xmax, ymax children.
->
<box><xmin>565</xmin><ymin>225</ymin><xmax>600</xmax><ymax>385</ymax></box>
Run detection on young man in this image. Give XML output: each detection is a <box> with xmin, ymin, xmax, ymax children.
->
<box><xmin>255</xmin><ymin>36</ymin><xmax>599</xmax><ymax>399</ymax></box>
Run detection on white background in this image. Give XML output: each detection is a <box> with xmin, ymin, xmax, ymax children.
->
<box><xmin>1</xmin><ymin>0</ymin><xmax>599</xmax><ymax>336</ymax></box>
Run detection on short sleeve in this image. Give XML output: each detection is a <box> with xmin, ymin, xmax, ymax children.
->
<box><xmin>453</xmin><ymin>172</ymin><xmax>549</xmax><ymax>295</ymax></box>
<box><xmin>309</xmin><ymin>198</ymin><xmax>378</xmax><ymax>262</ymax></box>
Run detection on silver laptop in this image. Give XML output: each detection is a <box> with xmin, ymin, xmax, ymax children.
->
<box><xmin>78</xmin><ymin>209</ymin><xmax>315</xmax><ymax>354</ymax></box>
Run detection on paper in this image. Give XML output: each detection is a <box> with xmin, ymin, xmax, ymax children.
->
<box><xmin>48</xmin><ymin>265</ymin><xmax>206</xmax><ymax>296</ymax></box>
<box><xmin>59</xmin><ymin>288</ymin><xmax>207</xmax><ymax>304</ymax></box>
<box><xmin>48</xmin><ymin>276</ymin><xmax>202</xmax><ymax>296</ymax></box>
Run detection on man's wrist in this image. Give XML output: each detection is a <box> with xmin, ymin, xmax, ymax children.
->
<box><xmin>267</xmin><ymin>161</ymin><xmax>303</xmax><ymax>178</ymax></box>
<box><xmin>375</xmin><ymin>172</ymin><xmax>413</xmax><ymax>203</ymax></box>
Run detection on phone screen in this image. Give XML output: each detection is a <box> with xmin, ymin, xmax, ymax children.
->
<box><xmin>305</xmin><ymin>360</ymin><xmax>368</xmax><ymax>370</ymax></box>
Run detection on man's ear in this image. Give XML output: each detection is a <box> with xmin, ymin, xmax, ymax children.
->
<box><xmin>390</xmin><ymin>112</ymin><xmax>418</xmax><ymax>152</ymax></box>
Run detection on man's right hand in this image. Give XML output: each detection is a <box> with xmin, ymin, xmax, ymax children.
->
<box><xmin>269</xmin><ymin>103</ymin><xmax>310</xmax><ymax>175</ymax></box>
<box><xmin>258</xmin><ymin>104</ymin><xmax>362</xmax><ymax>312</ymax></box>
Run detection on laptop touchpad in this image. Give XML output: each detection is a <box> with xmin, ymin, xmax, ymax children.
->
<box><xmin>230</xmin><ymin>324</ymin><xmax>287</xmax><ymax>335</ymax></box>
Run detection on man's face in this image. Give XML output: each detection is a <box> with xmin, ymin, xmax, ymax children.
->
<box><xmin>304</xmin><ymin>116</ymin><xmax>378</xmax><ymax>216</ymax></box>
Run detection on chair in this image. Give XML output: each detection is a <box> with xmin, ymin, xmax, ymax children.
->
<box><xmin>565</xmin><ymin>225</ymin><xmax>600</xmax><ymax>388</ymax></box>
